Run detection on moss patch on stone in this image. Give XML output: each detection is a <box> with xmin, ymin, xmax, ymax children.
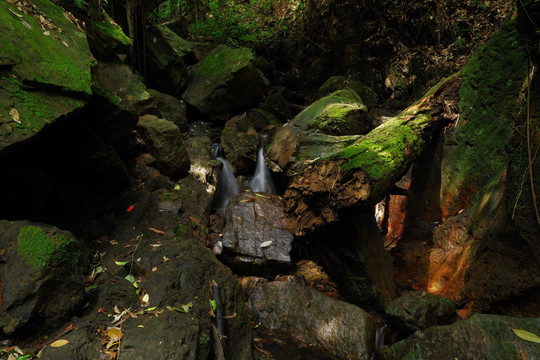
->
<box><xmin>442</xmin><ymin>23</ymin><xmax>527</xmax><ymax>214</ymax></box>
<box><xmin>0</xmin><ymin>0</ymin><xmax>93</xmax><ymax>95</ymax></box>
<box><xmin>94</xmin><ymin>13</ymin><xmax>132</xmax><ymax>46</ymax></box>
<box><xmin>293</xmin><ymin>88</ymin><xmax>366</xmax><ymax>131</ymax></box>
<box><xmin>332</xmin><ymin>113</ymin><xmax>428</xmax><ymax>181</ymax></box>
<box><xmin>17</xmin><ymin>226</ymin><xmax>79</xmax><ymax>268</ymax></box>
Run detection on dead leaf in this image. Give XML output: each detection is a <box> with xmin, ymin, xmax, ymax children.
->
<box><xmin>520</xmin><ymin>349</ymin><xmax>527</xmax><ymax>360</ymax></box>
<box><xmin>106</xmin><ymin>327</ymin><xmax>123</xmax><ymax>341</ymax></box>
<box><xmin>162</xmin><ymin>256</ymin><xmax>169</xmax><ymax>263</ymax></box>
<box><xmin>50</xmin><ymin>339</ymin><xmax>69</xmax><ymax>348</ymax></box>
<box><xmin>149</xmin><ymin>228</ymin><xmax>165</xmax><ymax>235</ymax></box>
<box><xmin>151</xmin><ymin>267</ymin><xmax>158</xmax><ymax>272</ymax></box>
<box><xmin>9</xmin><ymin>108</ymin><xmax>20</xmax><ymax>123</ymax></box>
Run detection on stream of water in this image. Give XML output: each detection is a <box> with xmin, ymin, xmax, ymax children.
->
<box><xmin>248</xmin><ymin>138</ymin><xmax>276</xmax><ymax>194</ymax></box>
<box><xmin>212</xmin><ymin>144</ymin><xmax>240</xmax><ymax>211</ymax></box>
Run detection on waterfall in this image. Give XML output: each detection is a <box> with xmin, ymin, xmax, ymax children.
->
<box><xmin>212</xmin><ymin>144</ymin><xmax>239</xmax><ymax>211</ymax></box>
<box><xmin>248</xmin><ymin>138</ymin><xmax>276</xmax><ymax>194</ymax></box>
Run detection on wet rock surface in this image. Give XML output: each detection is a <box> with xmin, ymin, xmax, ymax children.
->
<box><xmin>221</xmin><ymin>191</ymin><xmax>293</xmax><ymax>274</ymax></box>
<box><xmin>248</xmin><ymin>281</ymin><xmax>376</xmax><ymax>360</ymax></box>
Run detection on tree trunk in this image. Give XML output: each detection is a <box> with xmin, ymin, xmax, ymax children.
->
<box><xmin>283</xmin><ymin>75</ymin><xmax>461</xmax><ymax>236</ymax></box>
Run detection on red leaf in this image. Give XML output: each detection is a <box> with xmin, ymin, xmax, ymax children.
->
<box><xmin>126</xmin><ymin>205</ymin><xmax>135</xmax><ymax>212</ymax></box>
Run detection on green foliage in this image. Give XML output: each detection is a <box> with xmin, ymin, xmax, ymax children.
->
<box><xmin>175</xmin><ymin>223</ymin><xmax>189</xmax><ymax>236</ymax></box>
<box><xmin>151</xmin><ymin>0</ymin><xmax>298</xmax><ymax>44</ymax></box>
<box><xmin>17</xmin><ymin>226</ymin><xmax>78</xmax><ymax>268</ymax></box>
<box><xmin>199</xmin><ymin>333</ymin><xmax>210</xmax><ymax>345</ymax></box>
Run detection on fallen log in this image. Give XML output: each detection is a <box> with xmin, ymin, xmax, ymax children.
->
<box><xmin>284</xmin><ymin>75</ymin><xmax>461</xmax><ymax>235</ymax></box>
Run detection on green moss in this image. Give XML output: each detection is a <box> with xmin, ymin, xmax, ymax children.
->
<box><xmin>17</xmin><ymin>226</ymin><xmax>78</xmax><ymax>268</ymax></box>
<box><xmin>293</xmin><ymin>88</ymin><xmax>365</xmax><ymax>130</ymax></box>
<box><xmin>199</xmin><ymin>45</ymin><xmax>254</xmax><ymax>80</ymax></box>
<box><xmin>443</xmin><ymin>22</ymin><xmax>528</xmax><ymax>210</ymax></box>
<box><xmin>0</xmin><ymin>0</ymin><xmax>93</xmax><ymax>95</ymax></box>
<box><xmin>175</xmin><ymin>223</ymin><xmax>189</xmax><ymax>236</ymax></box>
<box><xmin>92</xmin><ymin>84</ymin><xmax>123</xmax><ymax>108</ymax></box>
<box><xmin>0</xmin><ymin>74</ymin><xmax>83</xmax><ymax>135</ymax></box>
<box><xmin>94</xmin><ymin>14</ymin><xmax>132</xmax><ymax>46</ymax></box>
<box><xmin>332</xmin><ymin>113</ymin><xmax>427</xmax><ymax>181</ymax></box>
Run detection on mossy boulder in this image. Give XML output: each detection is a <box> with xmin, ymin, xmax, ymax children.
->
<box><xmin>293</xmin><ymin>88</ymin><xmax>372</xmax><ymax>136</ymax></box>
<box><xmin>92</xmin><ymin>57</ymin><xmax>151</xmax><ymax>114</ymax></box>
<box><xmin>0</xmin><ymin>0</ymin><xmax>93</xmax><ymax>151</ymax></box>
<box><xmin>382</xmin><ymin>314</ymin><xmax>540</xmax><ymax>360</ymax></box>
<box><xmin>410</xmin><ymin>23</ymin><xmax>540</xmax><ymax>314</ymax></box>
<box><xmin>85</xmin><ymin>11</ymin><xmax>131</xmax><ymax>56</ymax></box>
<box><xmin>182</xmin><ymin>45</ymin><xmax>269</xmax><ymax>121</ymax></box>
<box><xmin>137</xmin><ymin>114</ymin><xmax>190</xmax><ymax>180</ymax></box>
<box><xmin>318</xmin><ymin>76</ymin><xmax>378</xmax><ymax>110</ymax></box>
<box><xmin>385</xmin><ymin>291</ymin><xmax>456</xmax><ymax>336</ymax></box>
<box><xmin>144</xmin><ymin>24</ymin><xmax>193</xmax><ymax>97</ymax></box>
<box><xmin>268</xmin><ymin>121</ymin><xmax>362</xmax><ymax>176</ymax></box>
<box><xmin>0</xmin><ymin>220</ymin><xmax>87</xmax><ymax>335</ymax></box>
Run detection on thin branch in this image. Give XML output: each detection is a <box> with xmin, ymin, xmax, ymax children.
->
<box><xmin>526</xmin><ymin>58</ymin><xmax>540</xmax><ymax>225</ymax></box>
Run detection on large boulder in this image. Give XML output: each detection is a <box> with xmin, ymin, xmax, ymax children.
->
<box><xmin>385</xmin><ymin>291</ymin><xmax>456</xmax><ymax>336</ymax></box>
<box><xmin>136</xmin><ymin>115</ymin><xmax>190</xmax><ymax>180</ymax></box>
<box><xmin>0</xmin><ymin>0</ymin><xmax>93</xmax><ymax>151</ymax></box>
<box><xmin>144</xmin><ymin>24</ymin><xmax>195</xmax><ymax>96</ymax></box>
<box><xmin>382</xmin><ymin>314</ymin><xmax>540</xmax><ymax>360</ymax></box>
<box><xmin>0</xmin><ymin>220</ymin><xmax>88</xmax><ymax>335</ymax></box>
<box><xmin>92</xmin><ymin>57</ymin><xmax>151</xmax><ymax>115</ymax></box>
<box><xmin>387</xmin><ymin>24</ymin><xmax>540</xmax><ymax>316</ymax></box>
<box><xmin>318</xmin><ymin>76</ymin><xmax>378</xmax><ymax>110</ymax></box>
<box><xmin>268</xmin><ymin>121</ymin><xmax>362</xmax><ymax>176</ymax></box>
<box><xmin>221</xmin><ymin>191</ymin><xmax>294</xmax><ymax>274</ymax></box>
<box><xmin>182</xmin><ymin>45</ymin><xmax>269</xmax><ymax>121</ymax></box>
<box><xmin>267</xmin><ymin>88</ymin><xmax>372</xmax><ymax>176</ymax></box>
<box><xmin>248</xmin><ymin>281</ymin><xmax>376</xmax><ymax>360</ymax></box>
<box><xmin>293</xmin><ymin>88</ymin><xmax>372</xmax><ymax>136</ymax></box>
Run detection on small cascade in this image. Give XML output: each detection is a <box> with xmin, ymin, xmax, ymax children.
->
<box><xmin>248</xmin><ymin>137</ymin><xmax>276</xmax><ymax>194</ymax></box>
<box><xmin>212</xmin><ymin>144</ymin><xmax>239</xmax><ymax>211</ymax></box>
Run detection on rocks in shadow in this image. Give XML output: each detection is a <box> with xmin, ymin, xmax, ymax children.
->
<box><xmin>385</xmin><ymin>290</ymin><xmax>456</xmax><ymax>338</ymax></box>
<box><xmin>0</xmin><ymin>220</ymin><xmax>88</xmax><ymax>335</ymax></box>
<box><xmin>248</xmin><ymin>281</ymin><xmax>376</xmax><ymax>360</ymax></box>
<box><xmin>382</xmin><ymin>314</ymin><xmax>540</xmax><ymax>360</ymax></box>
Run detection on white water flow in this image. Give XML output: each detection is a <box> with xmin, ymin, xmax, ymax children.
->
<box><xmin>248</xmin><ymin>141</ymin><xmax>276</xmax><ymax>194</ymax></box>
<box><xmin>213</xmin><ymin>144</ymin><xmax>239</xmax><ymax>211</ymax></box>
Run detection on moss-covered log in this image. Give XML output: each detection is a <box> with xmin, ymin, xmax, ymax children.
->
<box><xmin>283</xmin><ymin>76</ymin><xmax>461</xmax><ymax>235</ymax></box>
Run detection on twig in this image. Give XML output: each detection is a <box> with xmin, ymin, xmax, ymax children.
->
<box><xmin>525</xmin><ymin>58</ymin><xmax>540</xmax><ymax>225</ymax></box>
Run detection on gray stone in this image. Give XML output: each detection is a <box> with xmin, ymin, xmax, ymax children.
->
<box><xmin>249</xmin><ymin>281</ymin><xmax>376</xmax><ymax>360</ymax></box>
<box><xmin>222</xmin><ymin>191</ymin><xmax>293</xmax><ymax>274</ymax></box>
<box><xmin>137</xmin><ymin>115</ymin><xmax>190</xmax><ymax>180</ymax></box>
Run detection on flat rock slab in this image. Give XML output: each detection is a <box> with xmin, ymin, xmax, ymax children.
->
<box><xmin>248</xmin><ymin>281</ymin><xmax>376</xmax><ymax>360</ymax></box>
<box><xmin>222</xmin><ymin>191</ymin><xmax>293</xmax><ymax>274</ymax></box>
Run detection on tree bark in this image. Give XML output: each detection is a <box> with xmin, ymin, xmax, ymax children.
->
<box><xmin>283</xmin><ymin>75</ymin><xmax>461</xmax><ymax>236</ymax></box>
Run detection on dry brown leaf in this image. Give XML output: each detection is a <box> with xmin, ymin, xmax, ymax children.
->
<box><xmin>50</xmin><ymin>339</ymin><xmax>69</xmax><ymax>348</ymax></box>
<box><xmin>149</xmin><ymin>228</ymin><xmax>165</xmax><ymax>235</ymax></box>
<box><xmin>106</xmin><ymin>327</ymin><xmax>123</xmax><ymax>341</ymax></box>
